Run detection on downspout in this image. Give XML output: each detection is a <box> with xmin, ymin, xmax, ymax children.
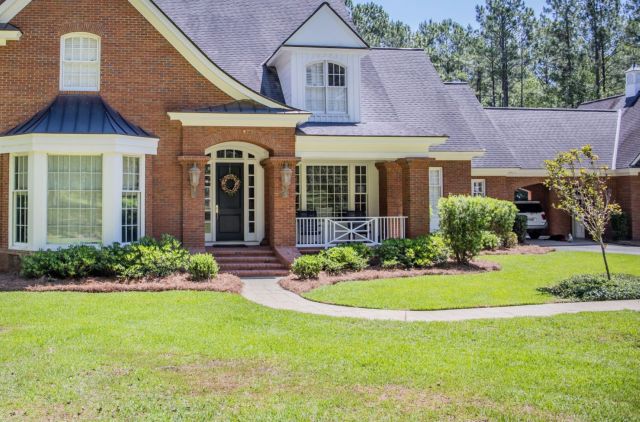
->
<box><xmin>611</xmin><ymin>109</ymin><xmax>622</xmax><ymax>170</ymax></box>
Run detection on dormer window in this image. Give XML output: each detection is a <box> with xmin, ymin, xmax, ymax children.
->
<box><xmin>60</xmin><ymin>33</ymin><xmax>101</xmax><ymax>92</ymax></box>
<box><xmin>305</xmin><ymin>62</ymin><xmax>347</xmax><ymax>115</ymax></box>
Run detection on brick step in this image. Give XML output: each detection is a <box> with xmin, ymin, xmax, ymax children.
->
<box><xmin>208</xmin><ymin>247</ymin><xmax>274</xmax><ymax>257</ymax></box>
<box><xmin>219</xmin><ymin>262</ymin><xmax>287</xmax><ymax>271</ymax></box>
<box><xmin>215</xmin><ymin>255</ymin><xmax>280</xmax><ymax>264</ymax></box>
<box><xmin>224</xmin><ymin>269</ymin><xmax>291</xmax><ymax>278</ymax></box>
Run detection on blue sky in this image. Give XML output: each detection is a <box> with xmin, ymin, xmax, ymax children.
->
<box><xmin>353</xmin><ymin>0</ymin><xmax>548</xmax><ymax>29</ymax></box>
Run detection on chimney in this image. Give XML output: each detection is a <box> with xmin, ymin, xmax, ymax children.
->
<box><xmin>626</xmin><ymin>64</ymin><xmax>640</xmax><ymax>100</ymax></box>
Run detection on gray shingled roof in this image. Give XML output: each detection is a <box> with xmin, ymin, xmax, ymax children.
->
<box><xmin>578</xmin><ymin>95</ymin><xmax>626</xmax><ymax>111</ymax></box>
<box><xmin>444</xmin><ymin>82</ymin><xmax>516</xmax><ymax>167</ymax></box>
<box><xmin>484</xmin><ymin>108</ymin><xmax>619</xmax><ymax>169</ymax></box>
<box><xmin>617</xmin><ymin>97</ymin><xmax>640</xmax><ymax>168</ymax></box>
<box><xmin>154</xmin><ymin>0</ymin><xmax>353</xmax><ymax>95</ymax></box>
<box><xmin>1</xmin><ymin>95</ymin><xmax>154</xmax><ymax>137</ymax></box>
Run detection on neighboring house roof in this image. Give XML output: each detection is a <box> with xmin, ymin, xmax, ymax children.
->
<box><xmin>444</xmin><ymin>82</ymin><xmax>515</xmax><ymax>168</ymax></box>
<box><xmin>484</xmin><ymin>108</ymin><xmax>619</xmax><ymax>170</ymax></box>
<box><xmin>1</xmin><ymin>95</ymin><xmax>154</xmax><ymax>137</ymax></box>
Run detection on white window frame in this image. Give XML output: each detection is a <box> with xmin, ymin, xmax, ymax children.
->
<box><xmin>429</xmin><ymin>167</ymin><xmax>443</xmax><ymax>232</ymax></box>
<box><xmin>60</xmin><ymin>32</ymin><xmax>101</xmax><ymax>92</ymax></box>
<box><xmin>121</xmin><ymin>156</ymin><xmax>144</xmax><ymax>244</ymax></box>
<box><xmin>472</xmin><ymin>179</ymin><xmax>486</xmax><ymax>197</ymax></box>
<box><xmin>296</xmin><ymin>162</ymin><xmax>377</xmax><ymax>217</ymax></box>
<box><xmin>305</xmin><ymin>61</ymin><xmax>348</xmax><ymax>117</ymax></box>
<box><xmin>9</xmin><ymin>154</ymin><xmax>30</xmax><ymax>248</ymax></box>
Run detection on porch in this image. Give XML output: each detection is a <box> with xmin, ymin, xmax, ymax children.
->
<box><xmin>296</xmin><ymin>216</ymin><xmax>407</xmax><ymax>248</ymax></box>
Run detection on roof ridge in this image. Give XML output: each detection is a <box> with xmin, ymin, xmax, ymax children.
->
<box><xmin>579</xmin><ymin>94</ymin><xmax>624</xmax><ymax>106</ymax></box>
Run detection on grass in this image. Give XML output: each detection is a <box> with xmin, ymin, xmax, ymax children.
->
<box><xmin>303</xmin><ymin>252</ymin><xmax>640</xmax><ymax>311</ymax></box>
<box><xmin>0</xmin><ymin>291</ymin><xmax>639</xmax><ymax>420</ymax></box>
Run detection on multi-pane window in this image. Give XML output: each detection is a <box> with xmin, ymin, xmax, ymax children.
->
<box><xmin>354</xmin><ymin>165</ymin><xmax>367</xmax><ymax>214</ymax></box>
<box><xmin>61</xmin><ymin>34</ymin><xmax>101</xmax><ymax>91</ymax></box>
<box><xmin>12</xmin><ymin>156</ymin><xmax>28</xmax><ymax>245</ymax></box>
<box><xmin>47</xmin><ymin>155</ymin><xmax>102</xmax><ymax>244</ymax></box>
<box><xmin>306</xmin><ymin>166</ymin><xmax>349</xmax><ymax>217</ymax></box>
<box><xmin>429</xmin><ymin>168</ymin><xmax>443</xmax><ymax>232</ymax></box>
<box><xmin>122</xmin><ymin>157</ymin><xmax>141</xmax><ymax>243</ymax></box>
<box><xmin>472</xmin><ymin>179</ymin><xmax>486</xmax><ymax>197</ymax></box>
<box><xmin>217</xmin><ymin>149</ymin><xmax>243</xmax><ymax>159</ymax></box>
<box><xmin>248</xmin><ymin>164</ymin><xmax>256</xmax><ymax>234</ymax></box>
<box><xmin>305</xmin><ymin>62</ymin><xmax>347</xmax><ymax>115</ymax></box>
<box><xmin>204</xmin><ymin>163</ymin><xmax>212</xmax><ymax>238</ymax></box>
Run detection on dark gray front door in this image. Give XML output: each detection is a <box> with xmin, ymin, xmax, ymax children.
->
<box><xmin>216</xmin><ymin>163</ymin><xmax>244</xmax><ymax>241</ymax></box>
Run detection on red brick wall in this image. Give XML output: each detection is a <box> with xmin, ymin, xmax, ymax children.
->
<box><xmin>0</xmin><ymin>0</ymin><xmax>299</xmax><ymax>252</ymax></box>
<box><xmin>441</xmin><ymin>161</ymin><xmax>472</xmax><ymax>196</ymax></box>
<box><xmin>376</xmin><ymin>161</ymin><xmax>403</xmax><ymax>216</ymax></box>
<box><xmin>397</xmin><ymin>158</ymin><xmax>433</xmax><ymax>237</ymax></box>
<box><xmin>614</xmin><ymin>175</ymin><xmax>640</xmax><ymax>240</ymax></box>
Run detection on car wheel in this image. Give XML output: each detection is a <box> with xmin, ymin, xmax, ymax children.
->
<box><xmin>529</xmin><ymin>231</ymin><xmax>541</xmax><ymax>240</ymax></box>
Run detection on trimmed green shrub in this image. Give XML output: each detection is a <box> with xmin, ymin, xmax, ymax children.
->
<box><xmin>503</xmin><ymin>232</ymin><xmax>519</xmax><ymax>249</ymax></box>
<box><xmin>480</xmin><ymin>231</ymin><xmax>500</xmax><ymax>251</ymax></box>
<box><xmin>291</xmin><ymin>255</ymin><xmax>324</xmax><ymax>279</ymax></box>
<box><xmin>334</xmin><ymin>243</ymin><xmax>374</xmax><ymax>262</ymax></box>
<box><xmin>539</xmin><ymin>274</ymin><xmax>640</xmax><ymax>301</ymax></box>
<box><xmin>485</xmin><ymin>198</ymin><xmax>518</xmax><ymax>242</ymax></box>
<box><xmin>20</xmin><ymin>235</ymin><xmax>191</xmax><ymax>280</ymax></box>
<box><xmin>374</xmin><ymin>234</ymin><xmax>450</xmax><ymax>269</ymax></box>
<box><xmin>513</xmin><ymin>215</ymin><xmax>528</xmax><ymax>244</ymax></box>
<box><xmin>188</xmin><ymin>254</ymin><xmax>219</xmax><ymax>280</ymax></box>
<box><xmin>321</xmin><ymin>246</ymin><xmax>369</xmax><ymax>274</ymax></box>
<box><xmin>611</xmin><ymin>212</ymin><xmax>630</xmax><ymax>241</ymax></box>
<box><xmin>439</xmin><ymin>196</ymin><xmax>491</xmax><ymax>264</ymax></box>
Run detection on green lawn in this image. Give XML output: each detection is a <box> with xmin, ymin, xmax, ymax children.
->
<box><xmin>304</xmin><ymin>252</ymin><xmax>640</xmax><ymax>311</ymax></box>
<box><xmin>0</xmin><ymin>292</ymin><xmax>638</xmax><ymax>420</ymax></box>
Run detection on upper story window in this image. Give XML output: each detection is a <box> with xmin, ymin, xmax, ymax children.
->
<box><xmin>60</xmin><ymin>33</ymin><xmax>101</xmax><ymax>92</ymax></box>
<box><xmin>305</xmin><ymin>62</ymin><xmax>347</xmax><ymax>115</ymax></box>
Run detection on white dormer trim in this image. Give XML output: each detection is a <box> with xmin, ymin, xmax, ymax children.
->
<box><xmin>0</xmin><ymin>28</ymin><xmax>21</xmax><ymax>46</ymax></box>
<box><xmin>283</xmin><ymin>2</ymin><xmax>368</xmax><ymax>49</ymax></box>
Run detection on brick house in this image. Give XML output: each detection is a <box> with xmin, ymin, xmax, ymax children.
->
<box><xmin>0</xmin><ymin>0</ymin><xmax>638</xmax><ymax>274</ymax></box>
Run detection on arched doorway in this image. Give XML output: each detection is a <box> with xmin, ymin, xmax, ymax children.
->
<box><xmin>204</xmin><ymin>142</ymin><xmax>268</xmax><ymax>245</ymax></box>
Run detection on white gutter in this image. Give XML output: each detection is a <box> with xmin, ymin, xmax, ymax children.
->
<box><xmin>611</xmin><ymin>109</ymin><xmax>623</xmax><ymax>170</ymax></box>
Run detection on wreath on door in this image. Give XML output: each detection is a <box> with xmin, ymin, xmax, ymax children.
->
<box><xmin>220</xmin><ymin>173</ymin><xmax>241</xmax><ymax>196</ymax></box>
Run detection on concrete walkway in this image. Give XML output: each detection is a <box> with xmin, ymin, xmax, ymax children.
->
<box><xmin>531</xmin><ymin>239</ymin><xmax>640</xmax><ymax>255</ymax></box>
<box><xmin>241</xmin><ymin>278</ymin><xmax>640</xmax><ymax>322</ymax></box>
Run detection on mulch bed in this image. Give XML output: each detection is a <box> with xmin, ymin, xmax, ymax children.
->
<box><xmin>481</xmin><ymin>244</ymin><xmax>554</xmax><ymax>256</ymax></box>
<box><xmin>0</xmin><ymin>273</ymin><xmax>243</xmax><ymax>293</ymax></box>
<box><xmin>279</xmin><ymin>261</ymin><xmax>501</xmax><ymax>295</ymax></box>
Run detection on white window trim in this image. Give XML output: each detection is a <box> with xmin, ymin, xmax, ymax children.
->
<box><xmin>472</xmin><ymin>179</ymin><xmax>486</xmax><ymax>197</ymax></box>
<box><xmin>60</xmin><ymin>32</ymin><xmax>101</xmax><ymax>92</ymax></box>
<box><xmin>9</xmin><ymin>154</ymin><xmax>30</xmax><ymax>249</ymax></box>
<box><xmin>7</xmin><ymin>151</ymin><xmax>149</xmax><ymax>251</ymax></box>
<box><xmin>305</xmin><ymin>60</ymin><xmax>348</xmax><ymax>118</ymax></box>
<box><xmin>296</xmin><ymin>162</ymin><xmax>379</xmax><ymax>218</ymax></box>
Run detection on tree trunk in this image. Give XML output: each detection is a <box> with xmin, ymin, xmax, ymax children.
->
<box><xmin>600</xmin><ymin>241</ymin><xmax>612</xmax><ymax>280</ymax></box>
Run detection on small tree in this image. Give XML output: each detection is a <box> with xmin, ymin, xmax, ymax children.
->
<box><xmin>544</xmin><ymin>146</ymin><xmax>621</xmax><ymax>280</ymax></box>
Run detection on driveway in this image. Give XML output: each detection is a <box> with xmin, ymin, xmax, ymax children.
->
<box><xmin>530</xmin><ymin>239</ymin><xmax>640</xmax><ymax>255</ymax></box>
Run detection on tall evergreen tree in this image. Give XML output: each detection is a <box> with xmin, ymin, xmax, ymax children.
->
<box><xmin>349</xmin><ymin>2</ymin><xmax>413</xmax><ymax>48</ymax></box>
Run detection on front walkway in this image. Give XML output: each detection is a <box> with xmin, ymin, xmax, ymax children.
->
<box><xmin>241</xmin><ymin>278</ymin><xmax>640</xmax><ymax>322</ymax></box>
<box><xmin>531</xmin><ymin>239</ymin><xmax>640</xmax><ymax>255</ymax></box>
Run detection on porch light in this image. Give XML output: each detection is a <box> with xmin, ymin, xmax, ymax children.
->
<box><xmin>189</xmin><ymin>163</ymin><xmax>201</xmax><ymax>198</ymax></box>
<box><xmin>281</xmin><ymin>163</ymin><xmax>293</xmax><ymax>198</ymax></box>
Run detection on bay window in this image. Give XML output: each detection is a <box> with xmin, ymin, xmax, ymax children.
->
<box><xmin>47</xmin><ymin>155</ymin><xmax>103</xmax><ymax>244</ymax></box>
<box><xmin>122</xmin><ymin>156</ymin><xmax>141</xmax><ymax>243</ymax></box>
<box><xmin>11</xmin><ymin>155</ymin><xmax>29</xmax><ymax>245</ymax></box>
<box><xmin>305</xmin><ymin>61</ymin><xmax>348</xmax><ymax>115</ymax></box>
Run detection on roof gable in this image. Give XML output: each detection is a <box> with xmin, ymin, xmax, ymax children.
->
<box><xmin>284</xmin><ymin>3</ymin><xmax>367</xmax><ymax>48</ymax></box>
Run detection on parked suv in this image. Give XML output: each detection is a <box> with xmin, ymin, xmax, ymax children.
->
<box><xmin>515</xmin><ymin>201</ymin><xmax>548</xmax><ymax>239</ymax></box>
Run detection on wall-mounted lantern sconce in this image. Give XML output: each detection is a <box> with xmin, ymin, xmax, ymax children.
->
<box><xmin>189</xmin><ymin>163</ymin><xmax>201</xmax><ymax>198</ymax></box>
<box><xmin>281</xmin><ymin>163</ymin><xmax>293</xmax><ymax>198</ymax></box>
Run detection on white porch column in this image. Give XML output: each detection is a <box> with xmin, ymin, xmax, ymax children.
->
<box><xmin>102</xmin><ymin>153</ymin><xmax>123</xmax><ymax>245</ymax></box>
<box><xmin>30</xmin><ymin>152</ymin><xmax>48</xmax><ymax>250</ymax></box>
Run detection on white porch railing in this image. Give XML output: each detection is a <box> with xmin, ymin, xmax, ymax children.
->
<box><xmin>296</xmin><ymin>217</ymin><xmax>407</xmax><ymax>248</ymax></box>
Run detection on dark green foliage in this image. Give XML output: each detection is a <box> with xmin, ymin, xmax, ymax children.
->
<box><xmin>439</xmin><ymin>196</ymin><xmax>492</xmax><ymax>264</ymax></box>
<box><xmin>611</xmin><ymin>212</ymin><xmax>630</xmax><ymax>241</ymax></box>
<box><xmin>539</xmin><ymin>273</ymin><xmax>640</xmax><ymax>301</ymax></box>
<box><xmin>513</xmin><ymin>215</ymin><xmax>528</xmax><ymax>244</ymax></box>
<box><xmin>503</xmin><ymin>232</ymin><xmax>519</xmax><ymax>249</ymax></box>
<box><xmin>485</xmin><ymin>198</ymin><xmax>519</xmax><ymax>242</ymax></box>
<box><xmin>480</xmin><ymin>231</ymin><xmax>501</xmax><ymax>251</ymax></box>
<box><xmin>188</xmin><ymin>254</ymin><xmax>219</xmax><ymax>281</ymax></box>
<box><xmin>374</xmin><ymin>235</ymin><xmax>450</xmax><ymax>269</ymax></box>
<box><xmin>291</xmin><ymin>255</ymin><xmax>324</xmax><ymax>280</ymax></box>
<box><xmin>20</xmin><ymin>235</ymin><xmax>191</xmax><ymax>280</ymax></box>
